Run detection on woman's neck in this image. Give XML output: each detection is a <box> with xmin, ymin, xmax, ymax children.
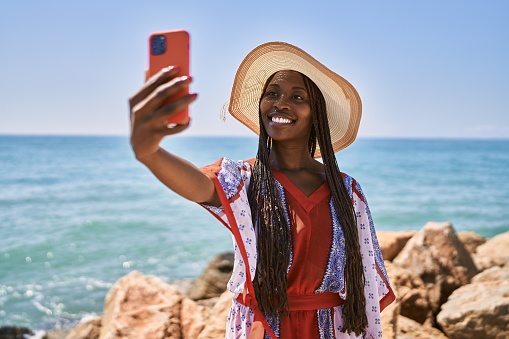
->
<box><xmin>269</xmin><ymin>142</ymin><xmax>320</xmax><ymax>172</ymax></box>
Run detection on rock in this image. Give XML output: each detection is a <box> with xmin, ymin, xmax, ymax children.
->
<box><xmin>385</xmin><ymin>261</ymin><xmax>432</xmax><ymax>325</ymax></box>
<box><xmin>198</xmin><ymin>290</ymin><xmax>234</xmax><ymax>339</ymax></box>
<box><xmin>180</xmin><ymin>297</ymin><xmax>208</xmax><ymax>338</ymax></box>
<box><xmin>376</xmin><ymin>231</ymin><xmax>416</xmax><ymax>261</ymax></box>
<box><xmin>457</xmin><ymin>230</ymin><xmax>486</xmax><ymax>254</ymax></box>
<box><xmin>187</xmin><ymin>252</ymin><xmax>234</xmax><ymax>301</ymax></box>
<box><xmin>393</xmin><ymin>222</ymin><xmax>478</xmax><ymax>316</ymax></box>
<box><xmin>196</xmin><ymin>296</ymin><xmax>220</xmax><ymax>309</ymax></box>
<box><xmin>472</xmin><ymin>254</ymin><xmax>496</xmax><ymax>272</ymax></box>
<box><xmin>396</xmin><ymin>316</ymin><xmax>448</xmax><ymax>339</ymax></box>
<box><xmin>99</xmin><ymin>270</ymin><xmax>207</xmax><ymax>339</ymax></box>
<box><xmin>472</xmin><ymin>265</ymin><xmax>509</xmax><ymax>283</ymax></box>
<box><xmin>0</xmin><ymin>327</ymin><xmax>33</xmax><ymax>339</ymax></box>
<box><xmin>169</xmin><ymin>279</ymin><xmax>194</xmax><ymax>296</ymax></box>
<box><xmin>44</xmin><ymin>328</ymin><xmax>71</xmax><ymax>339</ymax></box>
<box><xmin>380</xmin><ymin>291</ymin><xmax>399</xmax><ymax>339</ymax></box>
<box><xmin>436</xmin><ymin>279</ymin><xmax>509</xmax><ymax>338</ymax></box>
<box><xmin>474</xmin><ymin>231</ymin><xmax>509</xmax><ymax>270</ymax></box>
<box><xmin>65</xmin><ymin>316</ymin><xmax>101</xmax><ymax>339</ymax></box>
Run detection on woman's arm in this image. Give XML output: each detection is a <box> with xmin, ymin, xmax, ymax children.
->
<box><xmin>129</xmin><ymin>66</ymin><xmax>220</xmax><ymax>206</ymax></box>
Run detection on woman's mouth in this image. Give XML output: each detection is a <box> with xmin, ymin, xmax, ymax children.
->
<box><xmin>270</xmin><ymin>116</ymin><xmax>293</xmax><ymax>125</ymax></box>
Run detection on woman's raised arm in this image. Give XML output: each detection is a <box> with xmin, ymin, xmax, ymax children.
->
<box><xmin>129</xmin><ymin>66</ymin><xmax>220</xmax><ymax>206</ymax></box>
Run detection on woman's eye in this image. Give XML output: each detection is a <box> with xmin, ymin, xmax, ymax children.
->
<box><xmin>266</xmin><ymin>91</ymin><xmax>277</xmax><ymax>97</ymax></box>
<box><xmin>293</xmin><ymin>94</ymin><xmax>303</xmax><ymax>100</ymax></box>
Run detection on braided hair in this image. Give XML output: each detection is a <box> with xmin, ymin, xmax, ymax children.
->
<box><xmin>247</xmin><ymin>71</ymin><xmax>367</xmax><ymax>334</ymax></box>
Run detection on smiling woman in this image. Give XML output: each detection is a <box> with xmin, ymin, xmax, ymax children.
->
<box><xmin>129</xmin><ymin>41</ymin><xmax>395</xmax><ymax>338</ymax></box>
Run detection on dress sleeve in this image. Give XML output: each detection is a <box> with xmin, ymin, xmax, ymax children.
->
<box><xmin>351</xmin><ymin>178</ymin><xmax>396</xmax><ymax>312</ymax></box>
<box><xmin>199</xmin><ymin>157</ymin><xmax>253</xmax><ymax>227</ymax></box>
<box><xmin>198</xmin><ymin>157</ymin><xmax>258</xmax><ymax>294</ymax></box>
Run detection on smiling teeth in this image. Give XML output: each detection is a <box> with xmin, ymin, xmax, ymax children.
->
<box><xmin>272</xmin><ymin>117</ymin><xmax>292</xmax><ymax>124</ymax></box>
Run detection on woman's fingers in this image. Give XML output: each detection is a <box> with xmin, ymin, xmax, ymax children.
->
<box><xmin>146</xmin><ymin>75</ymin><xmax>193</xmax><ymax>115</ymax></box>
<box><xmin>159</xmin><ymin>122</ymin><xmax>190</xmax><ymax>136</ymax></box>
<box><xmin>131</xmin><ymin>75</ymin><xmax>193</xmax><ymax>122</ymax></box>
<box><xmin>128</xmin><ymin>67</ymin><xmax>196</xmax><ymax>162</ymax></box>
<box><xmin>132</xmin><ymin>92</ymin><xmax>196</xmax><ymax>145</ymax></box>
<box><xmin>154</xmin><ymin>92</ymin><xmax>197</xmax><ymax>125</ymax></box>
<box><xmin>129</xmin><ymin>66</ymin><xmax>179</xmax><ymax>108</ymax></box>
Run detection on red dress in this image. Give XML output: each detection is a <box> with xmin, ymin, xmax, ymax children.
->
<box><xmin>200</xmin><ymin>157</ymin><xmax>395</xmax><ymax>338</ymax></box>
<box><xmin>273</xmin><ymin>170</ymin><xmax>337</xmax><ymax>338</ymax></box>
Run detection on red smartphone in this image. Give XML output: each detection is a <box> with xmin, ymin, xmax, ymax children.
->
<box><xmin>148</xmin><ymin>30</ymin><xmax>190</xmax><ymax>125</ymax></box>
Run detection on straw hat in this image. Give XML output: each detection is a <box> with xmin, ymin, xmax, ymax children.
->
<box><xmin>224</xmin><ymin>41</ymin><xmax>362</xmax><ymax>158</ymax></box>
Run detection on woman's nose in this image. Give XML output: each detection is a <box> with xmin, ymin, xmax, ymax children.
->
<box><xmin>274</xmin><ymin>95</ymin><xmax>290</xmax><ymax>110</ymax></box>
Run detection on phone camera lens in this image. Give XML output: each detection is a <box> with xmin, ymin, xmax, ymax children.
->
<box><xmin>151</xmin><ymin>35</ymin><xmax>166</xmax><ymax>55</ymax></box>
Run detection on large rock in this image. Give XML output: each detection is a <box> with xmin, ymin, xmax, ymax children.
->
<box><xmin>457</xmin><ymin>230</ymin><xmax>486</xmax><ymax>254</ymax></box>
<box><xmin>436</xmin><ymin>277</ymin><xmax>509</xmax><ymax>338</ymax></box>
<box><xmin>376</xmin><ymin>231</ymin><xmax>416</xmax><ymax>261</ymax></box>
<box><xmin>384</xmin><ymin>261</ymin><xmax>432</xmax><ymax>325</ymax></box>
<box><xmin>396</xmin><ymin>316</ymin><xmax>448</xmax><ymax>339</ymax></box>
<box><xmin>474</xmin><ymin>231</ymin><xmax>509</xmax><ymax>271</ymax></box>
<box><xmin>65</xmin><ymin>316</ymin><xmax>101</xmax><ymax>339</ymax></box>
<box><xmin>393</xmin><ymin>222</ymin><xmax>478</xmax><ymax>315</ymax></box>
<box><xmin>187</xmin><ymin>252</ymin><xmax>234</xmax><ymax>301</ymax></box>
<box><xmin>198</xmin><ymin>290</ymin><xmax>234</xmax><ymax>339</ymax></box>
<box><xmin>44</xmin><ymin>329</ymin><xmax>72</xmax><ymax>339</ymax></box>
<box><xmin>99</xmin><ymin>270</ymin><xmax>207</xmax><ymax>339</ymax></box>
<box><xmin>380</xmin><ymin>291</ymin><xmax>399</xmax><ymax>339</ymax></box>
<box><xmin>471</xmin><ymin>265</ymin><xmax>509</xmax><ymax>283</ymax></box>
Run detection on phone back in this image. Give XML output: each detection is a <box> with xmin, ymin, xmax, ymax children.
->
<box><xmin>148</xmin><ymin>30</ymin><xmax>190</xmax><ymax>124</ymax></box>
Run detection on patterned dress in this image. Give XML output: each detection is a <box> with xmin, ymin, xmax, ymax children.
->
<box><xmin>200</xmin><ymin>158</ymin><xmax>395</xmax><ymax>339</ymax></box>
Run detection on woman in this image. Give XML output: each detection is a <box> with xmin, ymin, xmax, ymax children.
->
<box><xmin>130</xmin><ymin>42</ymin><xmax>395</xmax><ymax>338</ymax></box>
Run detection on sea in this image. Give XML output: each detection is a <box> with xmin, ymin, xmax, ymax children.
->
<box><xmin>1</xmin><ymin>135</ymin><xmax>508</xmax><ymax>331</ymax></box>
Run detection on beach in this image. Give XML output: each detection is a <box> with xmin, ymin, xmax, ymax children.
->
<box><xmin>1</xmin><ymin>135</ymin><xmax>508</xmax><ymax>333</ymax></box>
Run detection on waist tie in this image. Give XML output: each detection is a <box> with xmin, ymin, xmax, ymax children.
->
<box><xmin>236</xmin><ymin>292</ymin><xmax>344</xmax><ymax>312</ymax></box>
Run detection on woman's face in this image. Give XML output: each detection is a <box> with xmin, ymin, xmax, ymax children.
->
<box><xmin>259</xmin><ymin>70</ymin><xmax>313</xmax><ymax>144</ymax></box>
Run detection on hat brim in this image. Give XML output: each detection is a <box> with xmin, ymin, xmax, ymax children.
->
<box><xmin>226</xmin><ymin>41</ymin><xmax>362</xmax><ymax>158</ymax></box>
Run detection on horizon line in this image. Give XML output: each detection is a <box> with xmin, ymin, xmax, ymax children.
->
<box><xmin>1</xmin><ymin>133</ymin><xmax>508</xmax><ymax>141</ymax></box>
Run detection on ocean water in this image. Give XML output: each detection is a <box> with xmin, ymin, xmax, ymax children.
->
<box><xmin>1</xmin><ymin>135</ymin><xmax>508</xmax><ymax>330</ymax></box>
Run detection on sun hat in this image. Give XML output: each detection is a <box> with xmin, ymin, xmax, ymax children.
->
<box><xmin>223</xmin><ymin>41</ymin><xmax>362</xmax><ymax>158</ymax></box>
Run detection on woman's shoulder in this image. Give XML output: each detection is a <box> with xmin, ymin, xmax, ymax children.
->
<box><xmin>244</xmin><ymin>158</ymin><xmax>256</xmax><ymax>167</ymax></box>
<box><xmin>339</xmin><ymin>172</ymin><xmax>367</xmax><ymax>203</ymax></box>
<box><xmin>201</xmin><ymin>157</ymin><xmax>255</xmax><ymax>176</ymax></box>
<box><xmin>221</xmin><ymin>157</ymin><xmax>256</xmax><ymax>171</ymax></box>
<box><xmin>339</xmin><ymin>171</ymin><xmax>354</xmax><ymax>187</ymax></box>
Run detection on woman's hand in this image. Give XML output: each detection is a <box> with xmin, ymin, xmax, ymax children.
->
<box><xmin>127</xmin><ymin>67</ymin><xmax>217</xmax><ymax>205</ymax></box>
<box><xmin>129</xmin><ymin>66</ymin><xmax>197</xmax><ymax>164</ymax></box>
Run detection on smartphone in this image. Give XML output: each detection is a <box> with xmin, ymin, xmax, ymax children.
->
<box><xmin>148</xmin><ymin>30</ymin><xmax>190</xmax><ymax>125</ymax></box>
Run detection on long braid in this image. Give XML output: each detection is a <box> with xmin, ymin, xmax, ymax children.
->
<box><xmin>248</xmin><ymin>75</ymin><xmax>291</xmax><ymax>317</ymax></box>
<box><xmin>303</xmin><ymin>74</ymin><xmax>368</xmax><ymax>334</ymax></box>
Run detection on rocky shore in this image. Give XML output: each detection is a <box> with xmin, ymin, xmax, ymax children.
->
<box><xmin>4</xmin><ymin>222</ymin><xmax>509</xmax><ymax>339</ymax></box>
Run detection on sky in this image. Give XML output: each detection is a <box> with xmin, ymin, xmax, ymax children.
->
<box><xmin>0</xmin><ymin>1</ymin><xmax>507</xmax><ymax>139</ymax></box>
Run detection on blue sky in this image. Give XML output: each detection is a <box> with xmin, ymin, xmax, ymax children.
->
<box><xmin>0</xmin><ymin>1</ymin><xmax>507</xmax><ymax>138</ymax></box>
